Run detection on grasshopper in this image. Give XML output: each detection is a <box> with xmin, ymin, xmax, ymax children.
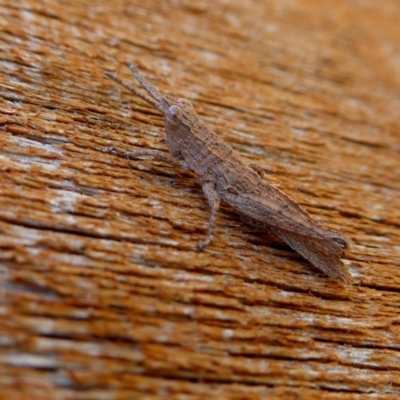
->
<box><xmin>105</xmin><ymin>62</ymin><xmax>350</xmax><ymax>284</ymax></box>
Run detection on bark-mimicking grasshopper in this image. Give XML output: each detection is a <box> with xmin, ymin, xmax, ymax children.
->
<box><xmin>105</xmin><ymin>62</ymin><xmax>350</xmax><ymax>284</ymax></box>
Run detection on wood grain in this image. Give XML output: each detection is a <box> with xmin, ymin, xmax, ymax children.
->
<box><xmin>0</xmin><ymin>0</ymin><xmax>399</xmax><ymax>398</ymax></box>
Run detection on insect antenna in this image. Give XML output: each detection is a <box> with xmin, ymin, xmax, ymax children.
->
<box><xmin>105</xmin><ymin>68</ymin><xmax>164</xmax><ymax>113</ymax></box>
<box><xmin>126</xmin><ymin>61</ymin><xmax>164</xmax><ymax>103</ymax></box>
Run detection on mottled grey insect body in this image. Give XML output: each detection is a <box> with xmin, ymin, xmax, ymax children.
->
<box><xmin>105</xmin><ymin>62</ymin><xmax>350</xmax><ymax>284</ymax></box>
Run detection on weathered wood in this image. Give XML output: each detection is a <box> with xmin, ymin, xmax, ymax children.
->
<box><xmin>0</xmin><ymin>0</ymin><xmax>399</xmax><ymax>398</ymax></box>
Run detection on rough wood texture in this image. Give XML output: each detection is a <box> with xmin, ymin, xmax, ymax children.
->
<box><xmin>0</xmin><ymin>0</ymin><xmax>399</xmax><ymax>398</ymax></box>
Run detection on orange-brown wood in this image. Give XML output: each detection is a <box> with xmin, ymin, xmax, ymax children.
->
<box><xmin>0</xmin><ymin>0</ymin><xmax>399</xmax><ymax>398</ymax></box>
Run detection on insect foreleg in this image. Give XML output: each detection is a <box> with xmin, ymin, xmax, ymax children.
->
<box><xmin>109</xmin><ymin>147</ymin><xmax>190</xmax><ymax>169</ymax></box>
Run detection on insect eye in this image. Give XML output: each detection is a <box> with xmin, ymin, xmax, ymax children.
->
<box><xmin>167</xmin><ymin>105</ymin><xmax>182</xmax><ymax>125</ymax></box>
<box><xmin>169</xmin><ymin>105</ymin><xmax>180</xmax><ymax>117</ymax></box>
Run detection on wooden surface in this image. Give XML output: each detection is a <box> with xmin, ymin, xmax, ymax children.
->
<box><xmin>1</xmin><ymin>0</ymin><xmax>400</xmax><ymax>398</ymax></box>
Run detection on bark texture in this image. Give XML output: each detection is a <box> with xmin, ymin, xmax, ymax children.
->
<box><xmin>1</xmin><ymin>0</ymin><xmax>400</xmax><ymax>398</ymax></box>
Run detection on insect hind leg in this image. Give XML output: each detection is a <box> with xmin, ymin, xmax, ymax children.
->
<box><xmin>198</xmin><ymin>182</ymin><xmax>220</xmax><ymax>250</ymax></box>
